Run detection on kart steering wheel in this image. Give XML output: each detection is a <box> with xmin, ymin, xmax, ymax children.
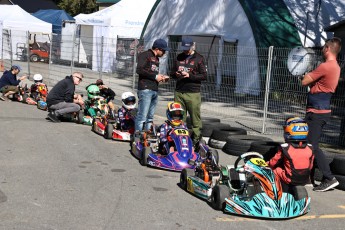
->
<box><xmin>234</xmin><ymin>152</ymin><xmax>264</xmax><ymax>171</ymax></box>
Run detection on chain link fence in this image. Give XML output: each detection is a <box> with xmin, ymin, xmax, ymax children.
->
<box><xmin>1</xmin><ymin>29</ymin><xmax>345</xmax><ymax>146</ymax></box>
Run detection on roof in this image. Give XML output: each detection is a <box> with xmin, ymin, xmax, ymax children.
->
<box><xmin>32</xmin><ymin>9</ymin><xmax>74</xmax><ymax>34</ymax></box>
<box><xmin>324</xmin><ymin>20</ymin><xmax>345</xmax><ymax>32</ymax></box>
<box><xmin>9</xmin><ymin>0</ymin><xmax>59</xmax><ymax>13</ymax></box>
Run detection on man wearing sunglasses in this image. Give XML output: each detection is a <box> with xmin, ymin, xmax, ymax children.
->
<box><xmin>135</xmin><ymin>38</ymin><xmax>171</xmax><ymax>132</ymax></box>
<box><xmin>46</xmin><ymin>72</ymin><xmax>84</xmax><ymax>122</ymax></box>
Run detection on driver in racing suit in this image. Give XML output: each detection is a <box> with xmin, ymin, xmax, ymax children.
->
<box><xmin>267</xmin><ymin>117</ymin><xmax>314</xmax><ymax>191</ymax></box>
<box><xmin>158</xmin><ymin>102</ymin><xmax>187</xmax><ymax>154</ymax></box>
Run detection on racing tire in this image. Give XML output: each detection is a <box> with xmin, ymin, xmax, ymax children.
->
<box><xmin>290</xmin><ymin>186</ymin><xmax>308</xmax><ymax>201</ymax></box>
<box><xmin>210</xmin><ymin>128</ymin><xmax>248</xmax><ymax>142</ymax></box>
<box><xmin>140</xmin><ymin>147</ymin><xmax>150</xmax><ymax>166</ymax></box>
<box><xmin>104</xmin><ymin>123</ymin><xmax>113</xmax><ymax>139</ymax></box>
<box><xmin>76</xmin><ymin>111</ymin><xmax>84</xmax><ymax>124</ymax></box>
<box><xmin>180</xmin><ymin>168</ymin><xmax>195</xmax><ymax>190</ymax></box>
<box><xmin>222</xmin><ymin>135</ymin><xmax>272</xmax><ymax>156</ymax></box>
<box><xmin>186</xmin><ymin>116</ymin><xmax>221</xmax><ymax>128</ymax></box>
<box><xmin>208</xmin><ymin>149</ymin><xmax>219</xmax><ymax>165</ymax></box>
<box><xmin>249</xmin><ymin>141</ymin><xmax>281</xmax><ymax>161</ymax></box>
<box><xmin>211</xmin><ymin>185</ymin><xmax>228</xmax><ymax>211</ymax></box>
<box><xmin>334</xmin><ymin>174</ymin><xmax>345</xmax><ymax>191</ymax></box>
<box><xmin>330</xmin><ymin>154</ymin><xmax>345</xmax><ymax>176</ymax></box>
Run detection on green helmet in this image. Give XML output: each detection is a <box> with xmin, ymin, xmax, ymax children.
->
<box><xmin>87</xmin><ymin>85</ymin><xmax>100</xmax><ymax>99</ymax></box>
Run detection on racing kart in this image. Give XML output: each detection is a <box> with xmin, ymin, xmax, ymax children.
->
<box><xmin>103</xmin><ymin>109</ymin><xmax>136</xmax><ymax>141</ymax></box>
<box><xmin>182</xmin><ymin>152</ymin><xmax>310</xmax><ymax>219</ymax></box>
<box><xmin>82</xmin><ymin>96</ymin><xmax>114</xmax><ymax>126</ymax></box>
<box><xmin>130</xmin><ymin>125</ymin><xmax>209</xmax><ymax>172</ymax></box>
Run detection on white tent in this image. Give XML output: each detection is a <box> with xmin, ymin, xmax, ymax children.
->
<box><xmin>142</xmin><ymin>0</ymin><xmax>345</xmax><ymax>95</ymax></box>
<box><xmin>0</xmin><ymin>5</ymin><xmax>52</xmax><ymax>60</ymax></box>
<box><xmin>72</xmin><ymin>0</ymin><xmax>156</xmax><ymax>72</ymax></box>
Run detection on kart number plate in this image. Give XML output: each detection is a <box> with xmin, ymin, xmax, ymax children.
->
<box><xmin>250</xmin><ymin>158</ymin><xmax>268</xmax><ymax>167</ymax></box>
<box><xmin>186</xmin><ymin>178</ymin><xmax>194</xmax><ymax>193</ymax></box>
<box><xmin>173</xmin><ymin>129</ymin><xmax>189</xmax><ymax>136</ymax></box>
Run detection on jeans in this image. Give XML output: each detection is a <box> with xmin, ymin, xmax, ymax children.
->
<box><xmin>305</xmin><ymin>112</ymin><xmax>333</xmax><ymax>181</ymax></box>
<box><xmin>135</xmin><ymin>89</ymin><xmax>158</xmax><ymax>131</ymax></box>
<box><xmin>49</xmin><ymin>102</ymin><xmax>80</xmax><ymax>116</ymax></box>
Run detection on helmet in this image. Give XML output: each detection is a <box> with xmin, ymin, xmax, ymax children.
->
<box><xmin>87</xmin><ymin>85</ymin><xmax>100</xmax><ymax>99</ymax></box>
<box><xmin>283</xmin><ymin>117</ymin><xmax>308</xmax><ymax>142</ymax></box>
<box><xmin>121</xmin><ymin>92</ymin><xmax>136</xmax><ymax>110</ymax></box>
<box><xmin>166</xmin><ymin>102</ymin><xmax>184</xmax><ymax>126</ymax></box>
<box><xmin>33</xmin><ymin>74</ymin><xmax>43</xmax><ymax>82</ymax></box>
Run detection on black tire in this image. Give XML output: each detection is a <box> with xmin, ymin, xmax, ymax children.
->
<box><xmin>222</xmin><ymin>135</ymin><xmax>272</xmax><ymax>156</ymax></box>
<box><xmin>249</xmin><ymin>141</ymin><xmax>281</xmax><ymax>161</ymax></box>
<box><xmin>210</xmin><ymin>128</ymin><xmax>247</xmax><ymax>142</ymax></box>
<box><xmin>30</xmin><ymin>54</ymin><xmax>40</xmax><ymax>62</ymax></box>
<box><xmin>76</xmin><ymin>111</ymin><xmax>84</xmax><ymax>124</ymax></box>
<box><xmin>290</xmin><ymin>185</ymin><xmax>308</xmax><ymax>200</ymax></box>
<box><xmin>201</xmin><ymin>123</ymin><xmax>231</xmax><ymax>137</ymax></box>
<box><xmin>180</xmin><ymin>168</ymin><xmax>195</xmax><ymax>190</ymax></box>
<box><xmin>104</xmin><ymin>123</ymin><xmax>113</xmax><ymax>139</ymax></box>
<box><xmin>330</xmin><ymin>154</ymin><xmax>345</xmax><ymax>176</ymax></box>
<box><xmin>208</xmin><ymin>148</ymin><xmax>219</xmax><ymax>164</ymax></box>
<box><xmin>222</xmin><ymin>141</ymin><xmax>244</xmax><ymax>156</ymax></box>
<box><xmin>210</xmin><ymin>185</ymin><xmax>228</xmax><ymax>210</ymax></box>
<box><xmin>334</xmin><ymin>174</ymin><xmax>345</xmax><ymax>191</ymax></box>
<box><xmin>140</xmin><ymin>147</ymin><xmax>150</xmax><ymax>166</ymax></box>
<box><xmin>22</xmin><ymin>94</ymin><xmax>28</xmax><ymax>103</ymax></box>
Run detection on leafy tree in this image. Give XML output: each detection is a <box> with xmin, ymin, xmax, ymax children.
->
<box><xmin>56</xmin><ymin>0</ymin><xmax>97</xmax><ymax>16</ymax></box>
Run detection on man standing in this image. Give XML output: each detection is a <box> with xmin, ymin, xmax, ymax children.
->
<box><xmin>135</xmin><ymin>38</ymin><xmax>170</xmax><ymax>131</ymax></box>
<box><xmin>0</xmin><ymin>65</ymin><xmax>27</xmax><ymax>101</ymax></box>
<box><xmin>46</xmin><ymin>72</ymin><xmax>84</xmax><ymax>122</ymax></box>
<box><xmin>301</xmin><ymin>37</ymin><xmax>342</xmax><ymax>192</ymax></box>
<box><xmin>171</xmin><ymin>37</ymin><xmax>207</xmax><ymax>148</ymax></box>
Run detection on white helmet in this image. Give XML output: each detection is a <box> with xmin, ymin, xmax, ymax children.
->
<box><xmin>121</xmin><ymin>92</ymin><xmax>136</xmax><ymax>110</ymax></box>
<box><xmin>33</xmin><ymin>74</ymin><xmax>43</xmax><ymax>82</ymax></box>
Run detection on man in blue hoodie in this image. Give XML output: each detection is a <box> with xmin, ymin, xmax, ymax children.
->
<box><xmin>0</xmin><ymin>65</ymin><xmax>27</xmax><ymax>101</ymax></box>
<box><xmin>46</xmin><ymin>72</ymin><xmax>84</xmax><ymax>122</ymax></box>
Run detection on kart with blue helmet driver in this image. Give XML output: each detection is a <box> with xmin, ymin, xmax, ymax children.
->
<box><xmin>182</xmin><ymin>151</ymin><xmax>310</xmax><ymax>219</ymax></box>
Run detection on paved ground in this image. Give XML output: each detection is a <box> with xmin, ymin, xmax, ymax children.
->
<box><xmin>1</xmin><ymin>101</ymin><xmax>345</xmax><ymax>230</ymax></box>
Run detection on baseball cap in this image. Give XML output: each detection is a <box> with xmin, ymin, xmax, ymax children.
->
<box><xmin>181</xmin><ymin>37</ymin><xmax>194</xmax><ymax>50</ymax></box>
<box><xmin>11</xmin><ymin>65</ymin><xmax>22</xmax><ymax>71</ymax></box>
<box><xmin>152</xmin><ymin>39</ymin><xmax>171</xmax><ymax>51</ymax></box>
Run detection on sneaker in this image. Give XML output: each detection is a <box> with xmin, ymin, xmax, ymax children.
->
<box><xmin>0</xmin><ymin>95</ymin><xmax>8</xmax><ymax>101</ymax></box>
<box><xmin>47</xmin><ymin>111</ymin><xmax>61</xmax><ymax>123</ymax></box>
<box><xmin>313</xmin><ymin>178</ymin><xmax>339</xmax><ymax>192</ymax></box>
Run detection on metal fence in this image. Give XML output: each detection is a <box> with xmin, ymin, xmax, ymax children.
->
<box><xmin>1</xmin><ymin>29</ymin><xmax>345</xmax><ymax>146</ymax></box>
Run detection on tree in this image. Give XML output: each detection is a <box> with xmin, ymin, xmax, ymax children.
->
<box><xmin>56</xmin><ymin>0</ymin><xmax>97</xmax><ymax>16</ymax></box>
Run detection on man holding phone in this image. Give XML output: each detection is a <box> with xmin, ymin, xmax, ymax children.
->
<box><xmin>170</xmin><ymin>37</ymin><xmax>207</xmax><ymax>149</ymax></box>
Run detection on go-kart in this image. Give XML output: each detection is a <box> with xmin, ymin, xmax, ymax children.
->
<box><xmin>90</xmin><ymin>97</ymin><xmax>117</xmax><ymax>136</ymax></box>
<box><xmin>182</xmin><ymin>152</ymin><xmax>310</xmax><ymax>218</ymax></box>
<box><xmin>103</xmin><ymin>109</ymin><xmax>136</xmax><ymax>141</ymax></box>
<box><xmin>34</xmin><ymin>83</ymin><xmax>48</xmax><ymax>110</ymax></box>
<box><xmin>131</xmin><ymin>125</ymin><xmax>209</xmax><ymax>172</ymax></box>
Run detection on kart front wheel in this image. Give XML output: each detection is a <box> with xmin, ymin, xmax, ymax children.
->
<box><xmin>291</xmin><ymin>185</ymin><xmax>308</xmax><ymax>201</ymax></box>
<box><xmin>140</xmin><ymin>147</ymin><xmax>150</xmax><ymax>166</ymax></box>
<box><xmin>211</xmin><ymin>185</ymin><xmax>228</xmax><ymax>211</ymax></box>
<box><xmin>208</xmin><ymin>149</ymin><xmax>219</xmax><ymax>164</ymax></box>
<box><xmin>104</xmin><ymin>123</ymin><xmax>113</xmax><ymax>139</ymax></box>
<box><xmin>180</xmin><ymin>168</ymin><xmax>194</xmax><ymax>190</ymax></box>
<box><xmin>76</xmin><ymin>111</ymin><xmax>84</xmax><ymax>124</ymax></box>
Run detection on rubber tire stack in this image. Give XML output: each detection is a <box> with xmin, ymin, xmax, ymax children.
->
<box><xmin>222</xmin><ymin>135</ymin><xmax>273</xmax><ymax>156</ymax></box>
<box><xmin>208</xmin><ymin>128</ymin><xmax>247</xmax><ymax>149</ymax></box>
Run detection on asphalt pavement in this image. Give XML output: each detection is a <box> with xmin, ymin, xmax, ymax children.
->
<box><xmin>1</xmin><ymin>101</ymin><xmax>345</xmax><ymax>230</ymax></box>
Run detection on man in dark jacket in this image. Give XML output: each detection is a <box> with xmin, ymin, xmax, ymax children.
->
<box><xmin>170</xmin><ymin>37</ymin><xmax>207</xmax><ymax>148</ymax></box>
<box><xmin>0</xmin><ymin>65</ymin><xmax>27</xmax><ymax>101</ymax></box>
<box><xmin>46</xmin><ymin>72</ymin><xmax>84</xmax><ymax>122</ymax></box>
<box><xmin>135</xmin><ymin>38</ymin><xmax>170</xmax><ymax>131</ymax></box>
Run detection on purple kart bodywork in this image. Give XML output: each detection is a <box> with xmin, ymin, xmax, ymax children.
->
<box><xmin>131</xmin><ymin>127</ymin><xmax>203</xmax><ymax>171</ymax></box>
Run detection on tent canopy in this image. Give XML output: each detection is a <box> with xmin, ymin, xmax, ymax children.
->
<box><xmin>32</xmin><ymin>9</ymin><xmax>74</xmax><ymax>34</ymax></box>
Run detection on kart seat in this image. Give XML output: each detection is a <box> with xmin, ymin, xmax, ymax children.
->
<box><xmin>229</xmin><ymin>168</ymin><xmax>241</xmax><ymax>190</ymax></box>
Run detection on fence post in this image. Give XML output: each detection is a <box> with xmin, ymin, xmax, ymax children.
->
<box><xmin>99</xmin><ymin>36</ymin><xmax>104</xmax><ymax>79</ymax></box>
<box><xmin>132</xmin><ymin>44</ymin><xmax>137</xmax><ymax>91</ymax></box>
<box><xmin>9</xmin><ymin>30</ymin><xmax>13</xmax><ymax>66</ymax></box>
<box><xmin>262</xmin><ymin>46</ymin><xmax>274</xmax><ymax>134</ymax></box>
<box><xmin>26</xmin><ymin>31</ymin><xmax>30</xmax><ymax>77</ymax></box>
<box><xmin>48</xmin><ymin>33</ymin><xmax>53</xmax><ymax>86</ymax></box>
<box><xmin>71</xmin><ymin>29</ymin><xmax>76</xmax><ymax>75</ymax></box>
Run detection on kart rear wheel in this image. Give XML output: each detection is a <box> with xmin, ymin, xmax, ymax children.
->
<box><xmin>180</xmin><ymin>168</ymin><xmax>194</xmax><ymax>190</ymax></box>
<box><xmin>291</xmin><ymin>185</ymin><xmax>308</xmax><ymax>201</ymax></box>
<box><xmin>211</xmin><ymin>185</ymin><xmax>228</xmax><ymax>211</ymax></box>
<box><xmin>76</xmin><ymin>111</ymin><xmax>84</xmax><ymax>124</ymax></box>
<box><xmin>104</xmin><ymin>123</ymin><xmax>113</xmax><ymax>139</ymax></box>
<box><xmin>140</xmin><ymin>147</ymin><xmax>150</xmax><ymax>166</ymax></box>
